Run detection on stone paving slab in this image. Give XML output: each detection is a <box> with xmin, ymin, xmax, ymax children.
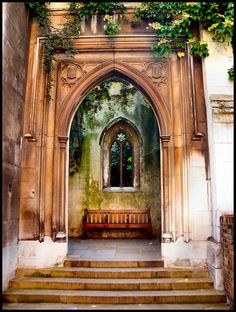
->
<box><xmin>68</xmin><ymin>238</ymin><xmax>161</xmax><ymax>260</ymax></box>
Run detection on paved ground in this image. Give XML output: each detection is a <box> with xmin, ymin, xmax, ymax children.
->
<box><xmin>67</xmin><ymin>238</ymin><xmax>161</xmax><ymax>260</ymax></box>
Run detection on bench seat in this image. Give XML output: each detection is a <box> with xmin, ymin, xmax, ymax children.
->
<box><xmin>82</xmin><ymin>209</ymin><xmax>152</xmax><ymax>238</ymax></box>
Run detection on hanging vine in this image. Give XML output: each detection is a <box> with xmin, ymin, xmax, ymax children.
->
<box><xmin>26</xmin><ymin>2</ymin><xmax>76</xmax><ymax>102</ymax></box>
<box><xmin>26</xmin><ymin>1</ymin><xmax>234</xmax><ymax>98</ymax></box>
<box><xmin>69</xmin><ymin>2</ymin><xmax>127</xmax><ymax>36</ymax></box>
<box><xmin>25</xmin><ymin>2</ymin><xmax>234</xmax><ymax>176</ymax></box>
<box><xmin>134</xmin><ymin>2</ymin><xmax>234</xmax><ymax>79</ymax></box>
<box><xmin>69</xmin><ymin>77</ymin><xmax>138</xmax><ymax>176</ymax></box>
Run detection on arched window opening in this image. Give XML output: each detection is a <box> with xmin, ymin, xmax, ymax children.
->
<box><xmin>110</xmin><ymin>132</ymin><xmax>133</xmax><ymax>187</ymax></box>
<box><xmin>101</xmin><ymin>117</ymin><xmax>141</xmax><ymax>191</ymax></box>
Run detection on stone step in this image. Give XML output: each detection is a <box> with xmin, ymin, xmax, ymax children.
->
<box><xmin>16</xmin><ymin>267</ymin><xmax>209</xmax><ymax>279</ymax></box>
<box><xmin>9</xmin><ymin>277</ymin><xmax>214</xmax><ymax>291</ymax></box>
<box><xmin>1</xmin><ymin>302</ymin><xmax>231</xmax><ymax>310</ymax></box>
<box><xmin>63</xmin><ymin>259</ymin><xmax>164</xmax><ymax>268</ymax></box>
<box><xmin>3</xmin><ymin>289</ymin><xmax>226</xmax><ymax>304</ymax></box>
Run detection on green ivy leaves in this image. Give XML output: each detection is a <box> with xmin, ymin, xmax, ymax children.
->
<box><xmin>135</xmin><ymin>2</ymin><xmax>234</xmax><ymax>79</ymax></box>
<box><xmin>26</xmin><ymin>1</ymin><xmax>234</xmax><ymax>91</ymax></box>
<box><xmin>228</xmin><ymin>66</ymin><xmax>234</xmax><ymax>81</ymax></box>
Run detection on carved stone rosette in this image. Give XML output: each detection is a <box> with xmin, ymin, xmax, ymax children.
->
<box><xmin>61</xmin><ymin>63</ymin><xmax>84</xmax><ymax>88</ymax></box>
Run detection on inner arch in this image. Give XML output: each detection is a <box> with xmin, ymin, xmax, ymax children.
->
<box><xmin>57</xmin><ymin>61</ymin><xmax>171</xmax><ymax>138</ymax></box>
<box><xmin>68</xmin><ymin>76</ymin><xmax>161</xmax><ymax>240</ymax></box>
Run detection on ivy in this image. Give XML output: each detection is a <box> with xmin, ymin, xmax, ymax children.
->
<box><xmin>69</xmin><ymin>76</ymin><xmax>139</xmax><ymax>175</ymax></box>
<box><xmin>103</xmin><ymin>15</ymin><xmax>122</xmax><ymax>36</ymax></box>
<box><xmin>79</xmin><ymin>76</ymin><xmax>137</xmax><ymax>128</ymax></box>
<box><xmin>26</xmin><ymin>2</ymin><xmax>76</xmax><ymax>102</ymax></box>
<box><xmin>69</xmin><ymin>111</ymin><xmax>85</xmax><ymax>176</ymax></box>
<box><xmin>134</xmin><ymin>2</ymin><xmax>234</xmax><ymax>78</ymax></box>
<box><xmin>26</xmin><ymin>0</ymin><xmax>234</xmax><ymax>99</ymax></box>
<box><xmin>69</xmin><ymin>2</ymin><xmax>127</xmax><ymax>36</ymax></box>
<box><xmin>228</xmin><ymin>66</ymin><xmax>234</xmax><ymax>81</ymax></box>
<box><xmin>26</xmin><ymin>1</ymin><xmax>51</xmax><ymax>32</ymax></box>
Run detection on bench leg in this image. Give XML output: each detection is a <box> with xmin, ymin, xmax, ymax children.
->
<box><xmin>81</xmin><ymin>227</ymin><xmax>87</xmax><ymax>239</ymax></box>
<box><xmin>148</xmin><ymin>227</ymin><xmax>152</xmax><ymax>239</ymax></box>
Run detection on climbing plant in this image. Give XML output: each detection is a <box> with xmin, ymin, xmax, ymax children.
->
<box><xmin>27</xmin><ymin>1</ymin><xmax>234</xmax><ymax>95</ymax></box>
<box><xmin>69</xmin><ymin>2</ymin><xmax>127</xmax><ymax>36</ymax></box>
<box><xmin>26</xmin><ymin>1</ymin><xmax>76</xmax><ymax>102</ymax></box>
<box><xmin>134</xmin><ymin>2</ymin><xmax>234</xmax><ymax>79</ymax></box>
<box><xmin>69</xmin><ymin>111</ymin><xmax>85</xmax><ymax>176</ymax></box>
<box><xmin>69</xmin><ymin>77</ymin><xmax>138</xmax><ymax>175</ymax></box>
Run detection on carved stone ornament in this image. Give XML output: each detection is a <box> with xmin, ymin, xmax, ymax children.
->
<box><xmin>121</xmin><ymin>62</ymin><xmax>147</xmax><ymax>73</ymax></box>
<box><xmin>145</xmin><ymin>62</ymin><xmax>168</xmax><ymax>99</ymax></box>
<box><xmin>61</xmin><ymin>63</ymin><xmax>84</xmax><ymax>88</ymax></box>
<box><xmin>58</xmin><ymin>136</ymin><xmax>68</xmax><ymax>149</ymax></box>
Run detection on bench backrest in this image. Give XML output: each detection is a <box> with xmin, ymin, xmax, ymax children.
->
<box><xmin>83</xmin><ymin>209</ymin><xmax>151</xmax><ymax>224</ymax></box>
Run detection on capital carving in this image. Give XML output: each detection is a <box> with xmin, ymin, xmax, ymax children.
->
<box><xmin>58</xmin><ymin>136</ymin><xmax>68</xmax><ymax>149</ymax></box>
<box><xmin>161</xmin><ymin>135</ymin><xmax>170</xmax><ymax>147</ymax></box>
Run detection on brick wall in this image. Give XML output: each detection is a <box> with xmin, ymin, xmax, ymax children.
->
<box><xmin>220</xmin><ymin>215</ymin><xmax>234</xmax><ymax>308</ymax></box>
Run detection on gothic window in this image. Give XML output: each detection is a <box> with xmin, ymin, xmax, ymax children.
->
<box><xmin>110</xmin><ymin>133</ymin><xmax>133</xmax><ymax>187</ymax></box>
<box><xmin>100</xmin><ymin>118</ymin><xmax>141</xmax><ymax>191</ymax></box>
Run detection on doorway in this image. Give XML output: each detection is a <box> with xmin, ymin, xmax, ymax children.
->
<box><xmin>67</xmin><ymin>76</ymin><xmax>161</xmax><ymax>249</ymax></box>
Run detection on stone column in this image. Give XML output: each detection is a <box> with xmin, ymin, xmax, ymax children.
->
<box><xmin>161</xmin><ymin>135</ymin><xmax>172</xmax><ymax>242</ymax></box>
<box><xmin>56</xmin><ymin>136</ymin><xmax>68</xmax><ymax>242</ymax></box>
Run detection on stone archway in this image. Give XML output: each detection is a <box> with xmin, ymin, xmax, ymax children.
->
<box><xmin>53</xmin><ymin>61</ymin><xmax>172</xmax><ymax>243</ymax></box>
<box><xmin>18</xmin><ymin>9</ymin><xmax>210</xmax><ymax>268</ymax></box>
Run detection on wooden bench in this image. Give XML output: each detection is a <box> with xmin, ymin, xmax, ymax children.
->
<box><xmin>82</xmin><ymin>209</ymin><xmax>152</xmax><ymax>238</ymax></box>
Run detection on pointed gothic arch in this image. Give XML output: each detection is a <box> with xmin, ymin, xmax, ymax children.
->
<box><xmin>52</xmin><ymin>61</ymin><xmax>172</xmax><ymax>242</ymax></box>
<box><xmin>57</xmin><ymin>61</ymin><xmax>171</xmax><ymax>137</ymax></box>
<box><xmin>100</xmin><ymin>117</ymin><xmax>142</xmax><ymax>190</ymax></box>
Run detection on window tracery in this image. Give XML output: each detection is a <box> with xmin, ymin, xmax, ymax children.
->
<box><xmin>100</xmin><ymin>118</ymin><xmax>141</xmax><ymax>191</ymax></box>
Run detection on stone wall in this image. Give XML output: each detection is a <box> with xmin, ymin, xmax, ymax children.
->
<box><xmin>2</xmin><ymin>3</ymin><xmax>29</xmax><ymax>290</ymax></box>
<box><xmin>220</xmin><ymin>215</ymin><xmax>234</xmax><ymax>309</ymax></box>
<box><xmin>68</xmin><ymin>81</ymin><xmax>161</xmax><ymax>239</ymax></box>
<box><xmin>210</xmin><ymin>95</ymin><xmax>233</xmax><ymax>242</ymax></box>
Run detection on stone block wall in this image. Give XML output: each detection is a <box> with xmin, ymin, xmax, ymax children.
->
<box><xmin>2</xmin><ymin>3</ymin><xmax>29</xmax><ymax>290</ymax></box>
<box><xmin>220</xmin><ymin>215</ymin><xmax>234</xmax><ymax>309</ymax></box>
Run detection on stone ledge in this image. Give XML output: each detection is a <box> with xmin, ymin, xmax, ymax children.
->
<box><xmin>210</xmin><ymin>94</ymin><xmax>233</xmax><ymax>102</ymax></box>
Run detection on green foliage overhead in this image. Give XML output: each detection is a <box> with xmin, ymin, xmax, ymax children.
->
<box><xmin>26</xmin><ymin>1</ymin><xmax>76</xmax><ymax>102</ymax></box>
<box><xmin>135</xmin><ymin>2</ymin><xmax>234</xmax><ymax>63</ymax></box>
<box><xmin>69</xmin><ymin>2</ymin><xmax>127</xmax><ymax>17</ymax></box>
<box><xmin>69</xmin><ymin>2</ymin><xmax>127</xmax><ymax>36</ymax></box>
<box><xmin>26</xmin><ymin>1</ymin><xmax>234</xmax><ymax>98</ymax></box>
<box><xmin>81</xmin><ymin>76</ymin><xmax>137</xmax><ymax>116</ymax></box>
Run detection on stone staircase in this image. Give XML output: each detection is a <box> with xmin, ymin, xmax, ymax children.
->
<box><xmin>2</xmin><ymin>259</ymin><xmax>230</xmax><ymax>309</ymax></box>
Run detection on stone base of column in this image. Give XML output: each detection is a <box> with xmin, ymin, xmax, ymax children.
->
<box><xmin>18</xmin><ymin>236</ymin><xmax>67</xmax><ymax>267</ymax></box>
<box><xmin>207</xmin><ymin>240</ymin><xmax>224</xmax><ymax>290</ymax></box>
<box><xmin>161</xmin><ymin>236</ymin><xmax>208</xmax><ymax>267</ymax></box>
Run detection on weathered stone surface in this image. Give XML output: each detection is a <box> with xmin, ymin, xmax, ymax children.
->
<box><xmin>2</xmin><ymin>3</ymin><xmax>233</xmax><ymax>289</ymax></box>
<box><xmin>2</xmin><ymin>219</ymin><xmax>19</xmax><ymax>247</ymax></box>
<box><xmin>207</xmin><ymin>242</ymin><xmax>223</xmax><ymax>269</ymax></box>
<box><xmin>2</xmin><ymin>7</ymin><xmax>28</xmax><ymax>295</ymax></box>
